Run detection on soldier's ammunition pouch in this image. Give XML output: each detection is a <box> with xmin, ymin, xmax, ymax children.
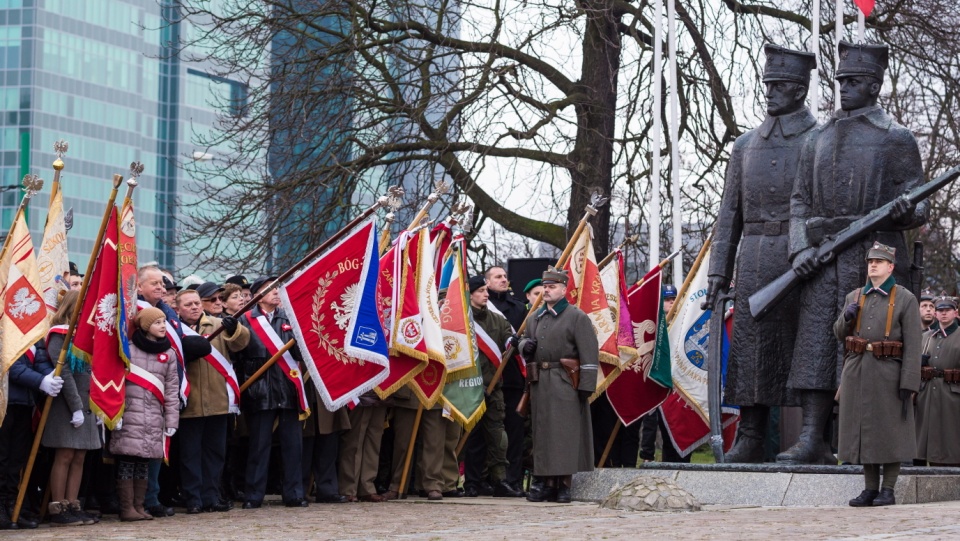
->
<box><xmin>945</xmin><ymin>369</ymin><xmax>960</xmax><ymax>384</ymax></box>
<box><xmin>845</xmin><ymin>336</ymin><xmax>868</xmax><ymax>354</ymax></box>
<box><xmin>868</xmin><ymin>340</ymin><xmax>903</xmax><ymax>359</ymax></box>
<box><xmin>559</xmin><ymin>358</ymin><xmax>581</xmax><ymax>390</ymax></box>
<box><xmin>844</xmin><ymin>337</ymin><xmax>902</xmax><ymax>359</ymax></box>
<box><xmin>921</xmin><ymin>366</ymin><xmax>942</xmax><ymax>382</ymax></box>
<box><xmin>525</xmin><ymin>362</ymin><xmax>539</xmax><ymax>384</ymax></box>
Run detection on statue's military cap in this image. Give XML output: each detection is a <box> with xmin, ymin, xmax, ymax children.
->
<box><xmin>836</xmin><ymin>40</ymin><xmax>888</xmax><ymax>81</ymax></box>
<box><xmin>762</xmin><ymin>44</ymin><xmax>817</xmax><ymax>85</ymax></box>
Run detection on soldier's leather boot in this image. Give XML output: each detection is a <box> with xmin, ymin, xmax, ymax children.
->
<box><xmin>871</xmin><ymin>488</ymin><xmax>896</xmax><ymax>506</ymax></box>
<box><xmin>776</xmin><ymin>391</ymin><xmax>836</xmax><ymax>465</ymax></box>
<box><xmin>723</xmin><ymin>406</ymin><xmax>768</xmax><ymax>463</ymax></box>
<box><xmin>848</xmin><ymin>489</ymin><xmax>879</xmax><ymax>507</ymax></box>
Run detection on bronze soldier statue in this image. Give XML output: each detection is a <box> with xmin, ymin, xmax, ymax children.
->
<box><xmin>782</xmin><ymin>41</ymin><xmax>928</xmax><ymax>464</ymax></box>
<box><xmin>704</xmin><ymin>44</ymin><xmax>818</xmax><ymax>462</ymax></box>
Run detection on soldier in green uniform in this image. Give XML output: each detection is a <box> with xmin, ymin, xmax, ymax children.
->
<box><xmin>834</xmin><ymin>242</ymin><xmax>921</xmax><ymax>507</ymax></box>
<box><xmin>915</xmin><ymin>296</ymin><xmax>960</xmax><ymax>466</ymax></box>
<box><xmin>462</xmin><ymin>276</ymin><xmax>522</xmax><ymax>498</ymax></box>
<box><xmin>520</xmin><ymin>268</ymin><xmax>598</xmax><ymax>503</ymax></box>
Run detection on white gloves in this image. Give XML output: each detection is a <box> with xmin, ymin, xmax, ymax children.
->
<box><xmin>39</xmin><ymin>373</ymin><xmax>63</xmax><ymax>397</ymax></box>
<box><xmin>70</xmin><ymin>410</ymin><xmax>84</xmax><ymax>427</ymax></box>
<box><xmin>164</xmin><ymin>428</ymin><xmax>177</xmax><ymax>437</ymax></box>
<box><xmin>114</xmin><ymin>418</ymin><xmax>123</xmax><ymax>430</ymax></box>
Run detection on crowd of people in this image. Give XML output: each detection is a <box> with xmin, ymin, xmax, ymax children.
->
<box><xmin>0</xmin><ymin>262</ymin><xmax>604</xmax><ymax>528</ymax></box>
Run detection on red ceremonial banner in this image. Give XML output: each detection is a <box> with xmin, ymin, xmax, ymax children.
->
<box><xmin>604</xmin><ymin>267</ymin><xmax>671</xmax><ymax>425</ymax></box>
<box><xmin>280</xmin><ymin>218</ymin><xmax>390</xmax><ymax>410</ymax></box>
<box><xmin>408</xmin><ymin>229</ymin><xmax>447</xmax><ymax>408</ymax></box>
<box><xmin>375</xmin><ymin>231</ymin><xmax>428</xmax><ymax>398</ymax></box>
<box><xmin>87</xmin><ymin>208</ymin><xmax>127</xmax><ymax>427</ymax></box>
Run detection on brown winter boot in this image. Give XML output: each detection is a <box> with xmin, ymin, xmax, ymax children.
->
<box><xmin>117</xmin><ymin>479</ymin><xmax>143</xmax><ymax>522</ymax></box>
<box><xmin>132</xmin><ymin>478</ymin><xmax>154</xmax><ymax>520</ymax></box>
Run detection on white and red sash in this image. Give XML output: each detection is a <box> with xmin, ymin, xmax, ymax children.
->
<box><xmin>138</xmin><ymin>300</ymin><xmax>189</xmax><ymax>407</ymax></box>
<box><xmin>125</xmin><ymin>354</ymin><xmax>172</xmax><ymax>462</ymax></box>
<box><xmin>38</xmin><ymin>324</ymin><xmax>69</xmax><ymax>364</ymax></box>
<box><xmin>474</xmin><ymin>323</ymin><xmax>503</xmax><ymax>369</ymax></box>
<box><xmin>182</xmin><ymin>321</ymin><xmax>241</xmax><ymax>414</ymax></box>
<box><xmin>247</xmin><ymin>314</ymin><xmax>309</xmax><ymax>415</ymax></box>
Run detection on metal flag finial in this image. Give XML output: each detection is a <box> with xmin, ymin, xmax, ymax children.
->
<box><xmin>128</xmin><ymin>161</ymin><xmax>145</xmax><ymax>187</ymax></box>
<box><xmin>586</xmin><ymin>190</ymin><xmax>609</xmax><ymax>216</ymax></box>
<box><xmin>22</xmin><ymin>174</ymin><xmax>43</xmax><ymax>199</ymax></box>
<box><xmin>427</xmin><ymin>180</ymin><xmax>450</xmax><ymax>204</ymax></box>
<box><xmin>52</xmin><ymin>139</ymin><xmax>69</xmax><ymax>171</ymax></box>
<box><xmin>381</xmin><ymin>185</ymin><xmax>404</xmax><ymax>211</ymax></box>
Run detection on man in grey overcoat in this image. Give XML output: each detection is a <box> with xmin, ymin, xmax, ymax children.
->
<box><xmin>520</xmin><ymin>268</ymin><xmax>598</xmax><ymax>503</ymax></box>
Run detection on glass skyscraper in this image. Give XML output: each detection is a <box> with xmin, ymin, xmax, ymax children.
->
<box><xmin>0</xmin><ymin>0</ymin><xmax>246</xmax><ymax>274</ymax></box>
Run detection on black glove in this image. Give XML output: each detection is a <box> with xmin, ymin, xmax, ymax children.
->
<box><xmin>221</xmin><ymin>316</ymin><xmax>239</xmax><ymax>335</ymax></box>
<box><xmin>843</xmin><ymin>302</ymin><xmax>860</xmax><ymax>322</ymax></box>
<box><xmin>899</xmin><ymin>389</ymin><xmax>913</xmax><ymax>402</ymax></box>
<box><xmin>506</xmin><ymin>334</ymin><xmax>520</xmax><ymax>351</ymax></box>
<box><xmin>578</xmin><ymin>390</ymin><xmax>592</xmax><ymax>403</ymax></box>
<box><xmin>890</xmin><ymin>196</ymin><xmax>915</xmax><ymax>224</ymax></box>
<box><xmin>520</xmin><ymin>339</ymin><xmax>537</xmax><ymax>358</ymax></box>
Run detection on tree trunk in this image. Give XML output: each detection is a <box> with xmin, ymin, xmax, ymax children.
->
<box><xmin>567</xmin><ymin>0</ymin><xmax>621</xmax><ymax>257</ymax></box>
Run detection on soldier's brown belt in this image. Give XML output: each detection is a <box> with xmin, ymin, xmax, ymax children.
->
<box><xmin>844</xmin><ymin>336</ymin><xmax>903</xmax><ymax>359</ymax></box>
<box><xmin>921</xmin><ymin>367</ymin><xmax>960</xmax><ymax>383</ymax></box>
<box><xmin>526</xmin><ymin>358</ymin><xmax>580</xmax><ymax>389</ymax></box>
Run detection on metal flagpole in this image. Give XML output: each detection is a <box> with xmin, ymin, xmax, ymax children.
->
<box><xmin>834</xmin><ymin>0</ymin><xmax>843</xmax><ymax>107</ymax></box>
<box><xmin>667</xmin><ymin>0</ymin><xmax>682</xmax><ymax>286</ymax></box>
<box><xmin>650</xmin><ymin>0</ymin><xmax>663</xmax><ymax>270</ymax></box>
<box><xmin>857</xmin><ymin>10</ymin><xmax>865</xmax><ymax>41</ymax></box>
<box><xmin>810</xmin><ymin>0</ymin><xmax>820</xmax><ymax>116</ymax></box>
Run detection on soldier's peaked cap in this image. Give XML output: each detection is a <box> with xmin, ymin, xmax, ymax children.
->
<box><xmin>541</xmin><ymin>267</ymin><xmax>568</xmax><ymax>286</ymax></box>
<box><xmin>762</xmin><ymin>44</ymin><xmax>817</xmax><ymax>84</ymax></box>
<box><xmin>935</xmin><ymin>296</ymin><xmax>958</xmax><ymax>311</ymax></box>
<box><xmin>865</xmin><ymin>242</ymin><xmax>896</xmax><ymax>263</ymax></box>
<box><xmin>836</xmin><ymin>40</ymin><xmax>888</xmax><ymax>81</ymax></box>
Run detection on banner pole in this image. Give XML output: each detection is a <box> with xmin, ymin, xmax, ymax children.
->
<box><xmin>238</xmin><ymin>339</ymin><xmax>296</xmax><ymax>393</ymax></box>
<box><xmin>665</xmin><ymin>236</ymin><xmax>711</xmax><ymax>325</ymax></box>
<box><xmin>205</xmin><ymin>186</ymin><xmax>403</xmax><ymax>342</ymax></box>
<box><xmin>12</xmin><ymin>173</ymin><xmax>125</xmax><ymax>523</ymax></box>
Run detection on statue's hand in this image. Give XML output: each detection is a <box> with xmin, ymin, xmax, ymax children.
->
<box><xmin>890</xmin><ymin>195</ymin><xmax>916</xmax><ymax>224</ymax></box>
<box><xmin>793</xmin><ymin>249</ymin><xmax>821</xmax><ymax>280</ymax></box>
<box><xmin>702</xmin><ymin>276</ymin><xmax>729</xmax><ymax>310</ymax></box>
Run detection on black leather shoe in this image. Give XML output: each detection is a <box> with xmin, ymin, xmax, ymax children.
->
<box><xmin>493</xmin><ymin>480</ymin><xmax>524</xmax><ymax>498</ymax></box>
<box><xmin>872</xmin><ymin>488</ymin><xmax>896</xmax><ymax>507</ymax></box>
<box><xmin>186</xmin><ymin>506</ymin><xmax>202</xmax><ymax>515</ymax></box>
<box><xmin>146</xmin><ymin>504</ymin><xmax>174</xmax><ymax>517</ymax></box>
<box><xmin>556</xmin><ymin>485</ymin><xmax>571</xmax><ymax>503</ymax></box>
<box><xmin>526</xmin><ymin>486</ymin><xmax>557</xmax><ymax>503</ymax></box>
<box><xmin>478</xmin><ymin>481</ymin><xmax>494</xmax><ymax>496</ymax></box>
<box><xmin>284</xmin><ymin>498</ymin><xmax>309</xmax><ymax>508</ymax></box>
<box><xmin>441</xmin><ymin>490</ymin><xmax>463</xmax><ymax>498</ymax></box>
<box><xmin>463</xmin><ymin>486</ymin><xmax>479</xmax><ymax>498</ymax></box>
<box><xmin>202</xmin><ymin>501</ymin><xmax>231</xmax><ymax>512</ymax></box>
<box><xmin>848</xmin><ymin>489</ymin><xmax>879</xmax><ymax>507</ymax></box>
<box><xmin>241</xmin><ymin>500</ymin><xmax>261</xmax><ymax>509</ymax></box>
<box><xmin>315</xmin><ymin>494</ymin><xmax>348</xmax><ymax>504</ymax></box>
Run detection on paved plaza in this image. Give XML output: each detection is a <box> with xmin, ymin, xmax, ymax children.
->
<box><xmin>5</xmin><ymin>496</ymin><xmax>960</xmax><ymax>540</ymax></box>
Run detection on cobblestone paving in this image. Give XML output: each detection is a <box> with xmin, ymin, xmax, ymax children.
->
<box><xmin>7</xmin><ymin>497</ymin><xmax>960</xmax><ymax>540</ymax></box>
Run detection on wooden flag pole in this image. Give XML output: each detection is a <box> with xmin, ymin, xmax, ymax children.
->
<box><xmin>596</xmin><ymin>250</ymin><xmax>682</xmax><ymax>468</ymax></box>
<box><xmin>205</xmin><ymin>186</ymin><xmax>403</xmax><ymax>342</ymax></box>
<box><xmin>454</xmin><ymin>194</ymin><xmax>609</xmax><ymax>459</ymax></box>
<box><xmin>665</xmin><ymin>236</ymin><xmax>711</xmax><ymax>325</ymax></box>
<box><xmin>12</xmin><ymin>173</ymin><xmax>126</xmax><ymax>523</ymax></box>
<box><xmin>394</xmin><ymin>182</ymin><xmax>451</xmax><ymax>500</ymax></box>
<box><xmin>238</xmin><ymin>339</ymin><xmax>296</xmax><ymax>393</ymax></box>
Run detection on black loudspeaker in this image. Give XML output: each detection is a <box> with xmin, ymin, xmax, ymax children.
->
<box><xmin>506</xmin><ymin>258</ymin><xmax>552</xmax><ymax>304</ymax></box>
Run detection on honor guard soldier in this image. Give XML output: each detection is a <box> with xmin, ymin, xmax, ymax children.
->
<box><xmin>918</xmin><ymin>290</ymin><xmax>936</xmax><ymax>332</ymax></box>
<box><xmin>520</xmin><ymin>268</ymin><xmax>598</xmax><ymax>503</ymax></box>
<box><xmin>834</xmin><ymin>242</ymin><xmax>921</xmax><ymax>507</ymax></box>
<box><xmin>915</xmin><ymin>295</ymin><xmax>960</xmax><ymax>466</ymax></box>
